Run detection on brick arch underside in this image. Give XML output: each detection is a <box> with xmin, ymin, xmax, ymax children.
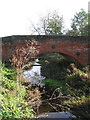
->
<box><xmin>34</xmin><ymin>50</ymin><xmax>81</xmax><ymax>65</ymax></box>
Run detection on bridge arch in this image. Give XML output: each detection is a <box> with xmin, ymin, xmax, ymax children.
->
<box><xmin>1</xmin><ymin>35</ymin><xmax>89</xmax><ymax>65</ymax></box>
<box><xmin>34</xmin><ymin>51</ymin><xmax>81</xmax><ymax>65</ymax></box>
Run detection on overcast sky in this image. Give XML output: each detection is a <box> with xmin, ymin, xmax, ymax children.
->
<box><xmin>0</xmin><ymin>0</ymin><xmax>89</xmax><ymax>37</ymax></box>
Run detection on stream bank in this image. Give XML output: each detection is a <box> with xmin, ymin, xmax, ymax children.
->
<box><xmin>1</xmin><ymin>53</ymin><xmax>89</xmax><ymax>120</ymax></box>
<box><xmin>22</xmin><ymin>54</ymin><xmax>89</xmax><ymax>120</ymax></box>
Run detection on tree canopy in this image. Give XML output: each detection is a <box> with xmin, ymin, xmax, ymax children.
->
<box><xmin>31</xmin><ymin>9</ymin><xmax>88</xmax><ymax>36</ymax></box>
<box><xmin>32</xmin><ymin>11</ymin><xmax>64</xmax><ymax>35</ymax></box>
<box><xmin>66</xmin><ymin>9</ymin><xmax>88</xmax><ymax>36</ymax></box>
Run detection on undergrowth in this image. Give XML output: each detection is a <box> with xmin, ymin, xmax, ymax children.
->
<box><xmin>0</xmin><ymin>64</ymin><xmax>35</xmax><ymax>119</ymax></box>
<box><xmin>40</xmin><ymin>56</ymin><xmax>90</xmax><ymax>119</ymax></box>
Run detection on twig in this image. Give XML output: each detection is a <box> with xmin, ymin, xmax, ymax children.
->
<box><xmin>47</xmin><ymin>102</ymin><xmax>59</xmax><ymax>112</ymax></box>
<box><xmin>51</xmin><ymin>88</ymin><xmax>61</xmax><ymax>99</ymax></box>
<box><xmin>42</xmin><ymin>95</ymin><xmax>70</xmax><ymax>103</ymax></box>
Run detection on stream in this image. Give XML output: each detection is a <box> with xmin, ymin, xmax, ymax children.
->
<box><xmin>23</xmin><ymin>61</ymin><xmax>45</xmax><ymax>87</ymax></box>
<box><xmin>23</xmin><ymin>60</ymin><xmax>55</xmax><ymax>113</ymax></box>
<box><xmin>23</xmin><ymin>61</ymin><xmax>76</xmax><ymax>119</ymax></box>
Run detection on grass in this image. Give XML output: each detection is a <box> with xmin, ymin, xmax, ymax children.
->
<box><xmin>45</xmin><ymin>78</ymin><xmax>61</xmax><ymax>89</ymax></box>
<box><xmin>45</xmin><ymin>78</ymin><xmax>69</xmax><ymax>95</ymax></box>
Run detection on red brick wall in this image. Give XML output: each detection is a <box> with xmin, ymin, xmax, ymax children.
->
<box><xmin>2</xmin><ymin>35</ymin><xmax>89</xmax><ymax>65</ymax></box>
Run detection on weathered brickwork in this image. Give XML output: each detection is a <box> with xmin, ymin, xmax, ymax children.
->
<box><xmin>1</xmin><ymin>35</ymin><xmax>89</xmax><ymax>65</ymax></box>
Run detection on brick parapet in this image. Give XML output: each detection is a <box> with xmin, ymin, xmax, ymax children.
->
<box><xmin>1</xmin><ymin>35</ymin><xmax>89</xmax><ymax>65</ymax></box>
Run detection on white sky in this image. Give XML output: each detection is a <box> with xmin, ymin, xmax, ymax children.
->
<box><xmin>0</xmin><ymin>0</ymin><xmax>89</xmax><ymax>37</ymax></box>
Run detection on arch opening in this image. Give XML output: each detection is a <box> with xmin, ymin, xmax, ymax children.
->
<box><xmin>35</xmin><ymin>52</ymin><xmax>81</xmax><ymax>66</ymax></box>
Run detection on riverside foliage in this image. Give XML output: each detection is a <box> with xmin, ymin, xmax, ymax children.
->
<box><xmin>0</xmin><ymin>39</ymin><xmax>40</xmax><ymax>119</ymax></box>
<box><xmin>39</xmin><ymin>54</ymin><xmax>90</xmax><ymax>119</ymax></box>
<box><xmin>0</xmin><ymin>64</ymin><xmax>34</xmax><ymax>119</ymax></box>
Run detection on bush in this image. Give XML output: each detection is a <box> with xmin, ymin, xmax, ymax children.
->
<box><xmin>65</xmin><ymin>66</ymin><xmax>90</xmax><ymax>96</ymax></box>
<box><xmin>0</xmin><ymin>64</ymin><xmax>34</xmax><ymax>119</ymax></box>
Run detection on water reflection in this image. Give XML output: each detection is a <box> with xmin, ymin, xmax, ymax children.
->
<box><xmin>23</xmin><ymin>61</ymin><xmax>45</xmax><ymax>86</ymax></box>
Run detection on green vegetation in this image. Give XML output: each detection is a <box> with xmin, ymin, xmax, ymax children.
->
<box><xmin>0</xmin><ymin>64</ymin><xmax>35</xmax><ymax>119</ymax></box>
<box><xmin>45</xmin><ymin>78</ymin><xmax>68</xmax><ymax>95</ymax></box>
<box><xmin>40</xmin><ymin>53</ymin><xmax>71</xmax><ymax>81</ymax></box>
<box><xmin>45</xmin><ymin>78</ymin><xmax>61</xmax><ymax>89</ymax></box>
<box><xmin>32</xmin><ymin>10</ymin><xmax>64</xmax><ymax>35</ymax></box>
<box><xmin>66</xmin><ymin>9</ymin><xmax>88</xmax><ymax>36</ymax></box>
<box><xmin>0</xmin><ymin>52</ymin><xmax>89</xmax><ymax>119</ymax></box>
<box><xmin>44</xmin><ymin>64</ymin><xmax>89</xmax><ymax>95</ymax></box>
<box><xmin>0</xmin><ymin>39</ymin><xmax>42</xmax><ymax>119</ymax></box>
<box><xmin>32</xmin><ymin>9</ymin><xmax>88</xmax><ymax>36</ymax></box>
<box><xmin>39</xmin><ymin>53</ymin><xmax>90</xmax><ymax>119</ymax></box>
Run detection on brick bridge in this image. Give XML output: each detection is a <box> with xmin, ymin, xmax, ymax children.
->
<box><xmin>1</xmin><ymin>35</ymin><xmax>89</xmax><ymax>65</ymax></box>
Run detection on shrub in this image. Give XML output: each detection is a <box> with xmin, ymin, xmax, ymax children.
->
<box><xmin>0</xmin><ymin>64</ymin><xmax>34</xmax><ymax>119</ymax></box>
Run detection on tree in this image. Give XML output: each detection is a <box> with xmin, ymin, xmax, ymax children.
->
<box><xmin>32</xmin><ymin>11</ymin><xmax>64</xmax><ymax>35</ymax></box>
<box><xmin>66</xmin><ymin>9</ymin><xmax>88</xmax><ymax>36</ymax></box>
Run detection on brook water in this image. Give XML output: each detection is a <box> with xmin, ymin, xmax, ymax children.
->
<box><xmin>23</xmin><ymin>60</ymin><xmax>56</xmax><ymax>113</ymax></box>
<box><xmin>22</xmin><ymin>60</ymin><xmax>77</xmax><ymax>119</ymax></box>
<box><xmin>23</xmin><ymin>61</ymin><xmax>45</xmax><ymax>87</ymax></box>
